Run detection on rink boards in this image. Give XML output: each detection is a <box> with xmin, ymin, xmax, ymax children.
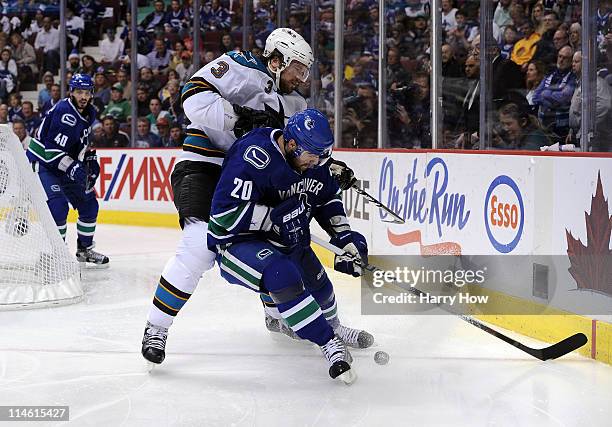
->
<box><xmin>65</xmin><ymin>148</ymin><xmax>612</xmax><ymax>365</ymax></box>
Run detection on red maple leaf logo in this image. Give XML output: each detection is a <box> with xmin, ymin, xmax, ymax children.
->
<box><xmin>565</xmin><ymin>172</ymin><xmax>612</xmax><ymax>296</ymax></box>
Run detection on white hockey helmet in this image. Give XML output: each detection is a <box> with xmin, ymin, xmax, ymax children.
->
<box><xmin>263</xmin><ymin>28</ymin><xmax>314</xmax><ymax>88</ymax></box>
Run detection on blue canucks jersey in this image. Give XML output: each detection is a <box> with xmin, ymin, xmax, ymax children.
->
<box><xmin>208</xmin><ymin>128</ymin><xmax>346</xmax><ymax>249</ymax></box>
<box><xmin>27</xmin><ymin>98</ymin><xmax>96</xmax><ymax>173</ymax></box>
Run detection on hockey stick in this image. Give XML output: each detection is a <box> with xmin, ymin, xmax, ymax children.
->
<box><xmin>312</xmin><ymin>235</ymin><xmax>588</xmax><ymax>361</ymax></box>
<box><xmin>350</xmin><ymin>184</ymin><xmax>405</xmax><ymax>224</ymax></box>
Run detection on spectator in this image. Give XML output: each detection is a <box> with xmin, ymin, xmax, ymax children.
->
<box><xmin>568</xmin><ymin>51</ymin><xmax>612</xmax><ymax>151</ymax></box>
<box><xmin>146</xmin><ymin>97</ymin><xmax>173</xmax><ymax>135</ymax></box>
<box><xmin>133</xmin><ymin>117</ymin><xmax>162</xmax><ymax>148</ymax></box>
<box><xmin>387</xmin><ymin>47</ymin><xmax>411</xmax><ymax>86</ymax></box>
<box><xmin>441</xmin><ymin>0</ymin><xmax>458</xmax><ymax>33</ymax></box>
<box><xmin>219</xmin><ymin>33</ymin><xmax>238</xmax><ymax>53</ymax></box>
<box><xmin>532</xmin><ymin>45</ymin><xmax>577</xmax><ymax>141</ymax></box>
<box><xmin>498</xmin><ymin>102</ymin><xmax>550</xmax><ymax>150</ymax></box>
<box><xmin>491</xmin><ymin>45</ymin><xmax>524</xmax><ymax>104</ymax></box>
<box><xmin>494</xmin><ymin>0</ymin><xmax>513</xmax><ymax>31</ymax></box>
<box><xmin>34</xmin><ymin>16</ymin><xmax>60</xmax><ymax>75</ymax></box>
<box><xmin>532</xmin><ymin>2</ymin><xmax>546</xmax><ymax>34</ymax></box>
<box><xmin>80</xmin><ymin>54</ymin><xmax>99</xmax><ymax>77</ymax></box>
<box><xmin>40</xmin><ymin>84</ymin><xmax>61</xmax><ymax>117</ymax></box>
<box><xmin>136</xmin><ymin>86</ymin><xmax>151</xmax><ymax>117</ymax></box>
<box><xmin>76</xmin><ymin>0</ymin><xmax>104</xmax><ymax>46</ymax></box>
<box><xmin>141</xmin><ymin>0</ymin><xmax>167</xmax><ymax>34</ymax></box>
<box><xmin>100</xmin><ymin>28</ymin><xmax>124</xmax><ymax>66</ymax></box>
<box><xmin>93</xmin><ymin>72</ymin><xmax>111</xmax><ymax>107</ymax></box>
<box><xmin>102</xmin><ymin>83</ymin><xmax>131</xmax><ymax>123</ymax></box>
<box><xmin>10</xmin><ymin>32</ymin><xmax>37</xmax><ymax>89</ymax></box>
<box><xmin>90</xmin><ymin>121</ymin><xmax>105</xmax><ymax>148</ymax></box>
<box><xmin>525</xmin><ymin>60</ymin><xmax>546</xmax><ymax>108</ymax></box>
<box><xmin>569</xmin><ymin>23</ymin><xmax>581</xmax><ymax>51</ymax></box>
<box><xmin>0</xmin><ymin>103</ymin><xmax>7</xmax><ymax>124</ymax></box>
<box><xmin>509</xmin><ymin>1</ymin><xmax>526</xmax><ymax>28</ymax></box>
<box><xmin>21</xmin><ymin>101</ymin><xmax>40</xmax><ymax>136</ymax></box>
<box><xmin>175</xmin><ymin>51</ymin><xmax>196</xmax><ymax>85</ymax></box>
<box><xmin>461</xmin><ymin>55</ymin><xmax>480</xmax><ymax>138</ymax></box>
<box><xmin>342</xmin><ymin>83</ymin><xmax>377</xmax><ymax>148</ymax></box>
<box><xmin>67</xmin><ymin>50</ymin><xmax>81</xmax><ymax>74</ymax></box>
<box><xmin>119</xmin><ymin>45</ymin><xmax>151</xmax><ymax>71</ymax></box>
<box><xmin>553</xmin><ymin>29</ymin><xmax>569</xmax><ymax>52</ymax></box>
<box><xmin>511</xmin><ymin>21</ymin><xmax>541</xmax><ymax>69</ymax></box>
<box><xmin>500</xmin><ymin>27</ymin><xmax>519</xmax><ymax>60</ymax></box>
<box><xmin>169</xmin><ymin>124</ymin><xmax>184</xmax><ymax>147</ymax></box>
<box><xmin>156</xmin><ymin>117</ymin><xmax>173</xmax><ymax>146</ymax></box>
<box><xmin>38</xmin><ymin>71</ymin><xmax>54</xmax><ymax>111</ymax></box>
<box><xmin>24</xmin><ymin>9</ymin><xmax>44</xmax><ymax>41</ymax></box>
<box><xmin>7</xmin><ymin>93</ymin><xmax>23</xmax><ymax>122</ymax></box>
<box><xmin>115</xmin><ymin>69</ymin><xmax>132</xmax><ymax>102</ymax></box>
<box><xmin>12</xmin><ymin>118</ymin><xmax>31</xmax><ymax>150</ymax></box>
<box><xmin>147</xmin><ymin>38</ymin><xmax>172</xmax><ymax>76</ymax></box>
<box><xmin>201</xmin><ymin>0</ymin><xmax>231</xmax><ymax>32</ymax></box>
<box><xmin>161</xmin><ymin>79</ymin><xmax>183</xmax><ymax>125</ymax></box>
<box><xmin>169</xmin><ymin>41</ymin><xmax>186</xmax><ymax>70</ymax></box>
<box><xmin>165</xmin><ymin>0</ymin><xmax>190</xmax><ymax>36</ymax></box>
<box><xmin>0</xmin><ymin>49</ymin><xmax>17</xmax><ymax>102</ymax></box>
<box><xmin>99</xmin><ymin>116</ymin><xmax>130</xmax><ymax>148</ymax></box>
<box><xmin>389</xmin><ymin>72</ymin><xmax>431</xmax><ymax>148</ymax></box>
<box><xmin>66</xmin><ymin>6</ymin><xmax>85</xmax><ymax>52</ymax></box>
<box><xmin>139</xmin><ymin>67</ymin><xmax>162</xmax><ymax>94</ymax></box>
<box><xmin>532</xmin><ymin>11</ymin><xmax>560</xmax><ymax>69</ymax></box>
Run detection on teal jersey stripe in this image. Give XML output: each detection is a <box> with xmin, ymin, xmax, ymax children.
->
<box><xmin>285</xmin><ymin>299</ymin><xmax>320</xmax><ymax>328</ymax></box>
<box><xmin>221</xmin><ymin>256</ymin><xmax>260</xmax><ymax>288</ymax></box>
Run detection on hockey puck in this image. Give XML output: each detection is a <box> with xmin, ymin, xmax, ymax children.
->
<box><xmin>374</xmin><ymin>350</ymin><xmax>389</xmax><ymax>365</ymax></box>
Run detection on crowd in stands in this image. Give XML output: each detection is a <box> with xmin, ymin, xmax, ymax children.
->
<box><xmin>1</xmin><ymin>0</ymin><xmax>611</xmax><ymax>151</ymax></box>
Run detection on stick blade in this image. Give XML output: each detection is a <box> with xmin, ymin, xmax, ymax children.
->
<box><xmin>531</xmin><ymin>333</ymin><xmax>588</xmax><ymax>361</ymax></box>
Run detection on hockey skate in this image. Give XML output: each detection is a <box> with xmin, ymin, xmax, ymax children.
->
<box><xmin>142</xmin><ymin>321</ymin><xmax>168</xmax><ymax>367</ymax></box>
<box><xmin>265</xmin><ymin>312</ymin><xmax>301</xmax><ymax>341</ymax></box>
<box><xmin>334</xmin><ymin>324</ymin><xmax>374</xmax><ymax>349</ymax></box>
<box><xmin>76</xmin><ymin>243</ymin><xmax>109</xmax><ymax>268</ymax></box>
<box><xmin>320</xmin><ymin>335</ymin><xmax>356</xmax><ymax>384</ymax></box>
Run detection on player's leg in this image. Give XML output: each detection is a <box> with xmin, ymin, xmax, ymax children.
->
<box><xmin>37</xmin><ymin>167</ymin><xmax>70</xmax><ymax>240</ymax></box>
<box><xmin>142</xmin><ymin>162</ymin><xmax>220</xmax><ymax>364</ymax></box>
<box><xmin>296</xmin><ymin>247</ymin><xmax>374</xmax><ymax>349</ymax></box>
<box><xmin>220</xmin><ymin>242</ymin><xmax>355</xmax><ymax>382</ymax></box>
<box><xmin>65</xmin><ymin>183</ymin><xmax>109</xmax><ymax>266</ymax></box>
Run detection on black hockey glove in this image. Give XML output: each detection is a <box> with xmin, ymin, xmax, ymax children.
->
<box><xmin>270</xmin><ymin>196</ymin><xmax>311</xmax><ymax>249</ymax></box>
<box><xmin>330</xmin><ymin>230</ymin><xmax>368</xmax><ymax>277</ymax></box>
<box><xmin>65</xmin><ymin>160</ymin><xmax>87</xmax><ymax>188</ymax></box>
<box><xmin>232</xmin><ymin>104</ymin><xmax>284</xmax><ymax>138</ymax></box>
<box><xmin>84</xmin><ymin>150</ymin><xmax>100</xmax><ymax>191</ymax></box>
<box><xmin>328</xmin><ymin>158</ymin><xmax>357</xmax><ymax>191</ymax></box>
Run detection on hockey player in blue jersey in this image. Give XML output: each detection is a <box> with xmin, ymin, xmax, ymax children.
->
<box><xmin>204</xmin><ymin>109</ymin><xmax>370</xmax><ymax>383</ymax></box>
<box><xmin>26</xmin><ymin>74</ymin><xmax>109</xmax><ymax>266</ymax></box>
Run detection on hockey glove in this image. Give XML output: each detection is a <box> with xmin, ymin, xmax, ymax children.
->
<box><xmin>233</xmin><ymin>104</ymin><xmax>284</xmax><ymax>138</ymax></box>
<box><xmin>270</xmin><ymin>196</ymin><xmax>311</xmax><ymax>249</ymax></box>
<box><xmin>330</xmin><ymin>230</ymin><xmax>368</xmax><ymax>277</ymax></box>
<box><xmin>84</xmin><ymin>150</ymin><xmax>100</xmax><ymax>191</ymax></box>
<box><xmin>328</xmin><ymin>158</ymin><xmax>357</xmax><ymax>191</ymax></box>
<box><xmin>65</xmin><ymin>160</ymin><xmax>88</xmax><ymax>188</ymax></box>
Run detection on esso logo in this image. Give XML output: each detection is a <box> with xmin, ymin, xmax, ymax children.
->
<box><xmin>484</xmin><ymin>175</ymin><xmax>524</xmax><ymax>253</ymax></box>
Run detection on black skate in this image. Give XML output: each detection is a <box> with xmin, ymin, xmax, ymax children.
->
<box><xmin>142</xmin><ymin>321</ymin><xmax>168</xmax><ymax>366</ymax></box>
<box><xmin>76</xmin><ymin>243</ymin><xmax>109</xmax><ymax>268</ymax></box>
<box><xmin>320</xmin><ymin>335</ymin><xmax>356</xmax><ymax>384</ymax></box>
<box><xmin>334</xmin><ymin>324</ymin><xmax>374</xmax><ymax>349</ymax></box>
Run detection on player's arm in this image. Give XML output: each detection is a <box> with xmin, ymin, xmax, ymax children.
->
<box><xmin>313</xmin><ymin>168</ymin><xmax>368</xmax><ymax>277</ymax></box>
<box><xmin>182</xmin><ymin>60</ymin><xmax>282</xmax><ymax>137</ymax></box>
<box><xmin>28</xmin><ymin>109</ymin><xmax>88</xmax><ymax>187</ymax></box>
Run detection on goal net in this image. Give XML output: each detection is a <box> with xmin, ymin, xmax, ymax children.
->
<box><xmin>0</xmin><ymin>124</ymin><xmax>82</xmax><ymax>309</ymax></box>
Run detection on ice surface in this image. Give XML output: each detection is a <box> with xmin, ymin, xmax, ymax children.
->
<box><xmin>0</xmin><ymin>225</ymin><xmax>610</xmax><ymax>426</ymax></box>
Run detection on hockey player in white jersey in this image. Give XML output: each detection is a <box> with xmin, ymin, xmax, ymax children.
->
<box><xmin>141</xmin><ymin>29</ymin><xmax>306</xmax><ymax>364</ymax></box>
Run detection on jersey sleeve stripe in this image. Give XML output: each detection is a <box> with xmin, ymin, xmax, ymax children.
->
<box><xmin>181</xmin><ymin>77</ymin><xmax>220</xmax><ymax>103</ymax></box>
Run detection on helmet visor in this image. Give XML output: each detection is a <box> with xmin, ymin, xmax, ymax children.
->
<box><xmin>285</xmin><ymin>60</ymin><xmax>310</xmax><ymax>82</ymax></box>
<box><xmin>296</xmin><ymin>145</ymin><xmax>333</xmax><ymax>168</ymax></box>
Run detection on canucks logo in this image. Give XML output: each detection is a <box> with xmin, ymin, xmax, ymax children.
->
<box><xmin>304</xmin><ymin>118</ymin><xmax>314</xmax><ymax>131</ymax></box>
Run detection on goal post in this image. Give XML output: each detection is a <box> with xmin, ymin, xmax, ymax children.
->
<box><xmin>0</xmin><ymin>124</ymin><xmax>82</xmax><ymax>309</ymax></box>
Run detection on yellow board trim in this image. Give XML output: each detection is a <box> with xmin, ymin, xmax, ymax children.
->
<box><xmin>311</xmin><ymin>243</ymin><xmax>611</xmax><ymax>365</ymax></box>
<box><xmin>67</xmin><ymin>210</ymin><xmax>179</xmax><ymax>228</ymax></box>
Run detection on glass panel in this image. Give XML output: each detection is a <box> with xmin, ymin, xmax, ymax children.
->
<box><xmin>385</xmin><ymin>0</ymin><xmax>432</xmax><ymax>148</ymax></box>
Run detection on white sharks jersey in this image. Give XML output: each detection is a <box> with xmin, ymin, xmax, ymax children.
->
<box><xmin>181</xmin><ymin>50</ymin><xmax>305</xmax><ymax>165</ymax></box>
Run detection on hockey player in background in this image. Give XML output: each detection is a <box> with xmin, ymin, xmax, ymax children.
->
<box><xmin>26</xmin><ymin>74</ymin><xmax>108</xmax><ymax>266</ymax></box>
<box><xmin>209</xmin><ymin>109</ymin><xmax>369</xmax><ymax>383</ymax></box>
